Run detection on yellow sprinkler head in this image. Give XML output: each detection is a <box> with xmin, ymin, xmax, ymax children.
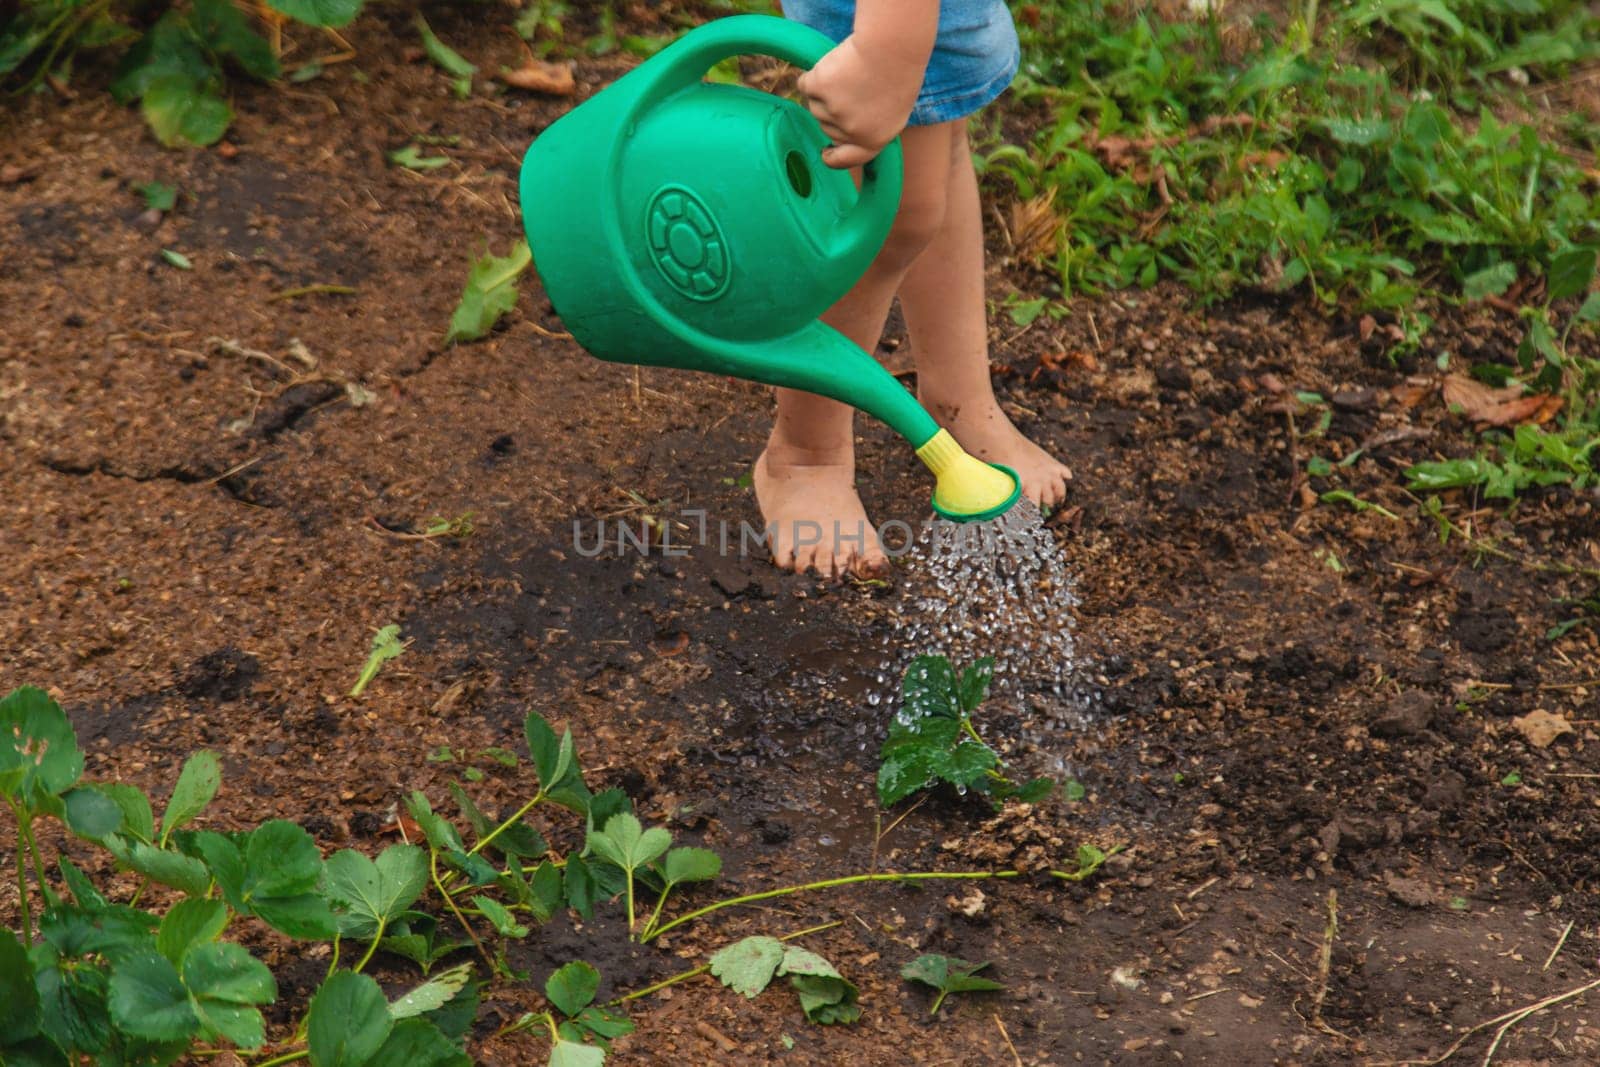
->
<box><xmin>914</xmin><ymin>429</ymin><xmax>1023</xmax><ymax>522</ymax></box>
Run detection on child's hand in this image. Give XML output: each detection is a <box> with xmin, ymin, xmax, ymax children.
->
<box><xmin>797</xmin><ymin>3</ymin><xmax>938</xmax><ymax>169</ymax></box>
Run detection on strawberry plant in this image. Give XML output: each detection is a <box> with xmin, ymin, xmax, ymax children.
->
<box><xmin>900</xmin><ymin>954</ymin><xmax>1005</xmax><ymax>1016</ymax></box>
<box><xmin>877</xmin><ymin>655</ymin><xmax>1056</xmax><ymax>808</ymax></box>
<box><xmin>709</xmin><ymin>936</ymin><xmax>861</xmax><ymax>1025</ymax></box>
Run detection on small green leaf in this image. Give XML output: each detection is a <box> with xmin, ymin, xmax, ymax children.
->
<box><xmin>900</xmin><ymin>954</ymin><xmax>1004</xmax><ymax>1015</ymax></box>
<box><xmin>547</xmin><ymin>1040</ymin><xmax>605</xmax><ymax>1067</ymax></box>
<box><xmin>387</xmin><ymin>145</ymin><xmax>450</xmax><ymax>170</ymax></box>
<box><xmin>901</xmin><ymin>655</ymin><xmax>958</xmax><ymax>721</ymax></box>
<box><xmin>350</xmin><ymin>624</ymin><xmax>404</xmax><ymax>697</ymax></box>
<box><xmin>161</xmin><ymin>248</ymin><xmax>194</xmax><ymax>270</ymax></box>
<box><xmin>157</xmin><ymin>898</ymin><xmax>229</xmax><ymax>965</ymax></box>
<box><xmin>589</xmin><ymin>812</ymin><xmax>671</xmax><ymax>872</ymax></box>
<box><xmin>107</xmin><ymin>837</ymin><xmax>212</xmax><ymax>897</ymax></box>
<box><xmin>545</xmin><ymin>961</ymin><xmax>601</xmax><ymax>1017</ymax></box>
<box><xmin>1462</xmin><ymin>261</ymin><xmax>1517</xmax><ymax>301</ymax></box>
<box><xmin>1501</xmin><ymin>770</ymin><xmax>1522</xmax><ymax>786</ymax></box>
<box><xmin>108</xmin><ymin>951</ymin><xmax>200</xmax><ymax>1042</ymax></box>
<box><xmin>102</xmin><ymin>782</ymin><xmax>156</xmax><ymax>843</ymax></box>
<box><xmin>63</xmin><ymin>785</ymin><xmax>125</xmax><ymax>841</ymax></box>
<box><xmin>388</xmin><ymin>963</ymin><xmax>474</xmax><ymax>1020</ymax></box>
<box><xmin>0</xmin><ymin>929</ymin><xmax>41</xmax><ymax>1045</ymax></box>
<box><xmin>0</xmin><ymin>685</ymin><xmax>85</xmax><ymax>802</ymax></box>
<box><xmin>471</xmin><ymin>895</ymin><xmax>528</xmax><ymax>938</ymax></box>
<box><xmin>136</xmin><ymin>181</ymin><xmax>177</xmax><ymax>212</ymax></box>
<box><xmin>265</xmin><ymin>0</ymin><xmax>363</xmax><ymax>29</ymax></box>
<box><xmin>709</xmin><ymin>936</ymin><xmax>784</xmax><ymax>998</ymax></box>
<box><xmin>661</xmin><ymin>847</ymin><xmax>721</xmax><ymax>886</ymax></box>
<box><xmin>307</xmin><ymin>971</ymin><xmax>392</xmax><ymax>1067</ymax></box>
<box><xmin>1548</xmin><ymin>246</ymin><xmax>1597</xmax><ymax>302</ymax></box>
<box><xmin>143</xmin><ymin>74</ymin><xmax>231</xmax><ymax>148</ymax></box>
<box><xmin>184</xmin><ymin>943</ymin><xmax>275</xmax><ymax>1048</ymax></box>
<box><xmin>366</xmin><ymin>1018</ymin><xmax>472</xmax><ymax>1067</ymax></box>
<box><xmin>414</xmin><ymin>13</ymin><xmax>476</xmax><ymax>98</ymax></box>
<box><xmin>446</xmin><ymin>241</ymin><xmax>532</xmax><ymax>345</ymax></box>
<box><xmin>163</xmin><ymin>751</ymin><xmax>221</xmax><ymax>840</ymax></box>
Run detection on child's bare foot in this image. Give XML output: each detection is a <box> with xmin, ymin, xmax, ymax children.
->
<box><xmin>754</xmin><ymin>442</ymin><xmax>889</xmax><ymax>578</ymax></box>
<box><xmin>930</xmin><ymin>399</ymin><xmax>1072</xmax><ymax>512</ymax></box>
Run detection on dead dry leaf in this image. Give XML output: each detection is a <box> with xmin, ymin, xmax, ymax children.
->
<box><xmin>1009</xmin><ymin>191</ymin><xmax>1061</xmax><ymax>265</ymax></box>
<box><xmin>1441</xmin><ymin>374</ymin><xmax>1562</xmax><ymax>427</ymax></box>
<box><xmin>500</xmin><ymin>58</ymin><xmax>575</xmax><ymax>95</ymax></box>
<box><xmin>1513</xmin><ymin>709</ymin><xmax>1573</xmax><ymax>749</ymax></box>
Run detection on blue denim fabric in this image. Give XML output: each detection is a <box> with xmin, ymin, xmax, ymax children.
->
<box><xmin>780</xmin><ymin>0</ymin><xmax>1020</xmax><ymax>125</ymax></box>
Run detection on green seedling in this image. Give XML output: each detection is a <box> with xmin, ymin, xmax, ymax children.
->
<box><xmin>136</xmin><ymin>181</ymin><xmax>177</xmax><ymax>212</ymax></box>
<box><xmin>160</xmin><ymin>249</ymin><xmax>193</xmax><ymax>270</ymax></box>
<box><xmin>709</xmin><ymin>937</ymin><xmax>860</xmax><ymax>1025</ymax></box>
<box><xmin>414</xmin><ymin>14</ymin><xmax>476</xmax><ymax>98</ymax></box>
<box><xmin>1548</xmin><ymin>592</ymin><xmax>1600</xmax><ymax>640</ymax></box>
<box><xmin>1501</xmin><ymin>770</ymin><xmax>1523</xmax><ymax>786</ymax></box>
<box><xmin>447</xmin><ymin>241</ymin><xmax>533</xmax><ymax>345</ymax></box>
<box><xmin>878</xmin><ymin>655</ymin><xmax>1056</xmax><ymax>808</ymax></box>
<box><xmin>1320</xmin><ymin>489</ymin><xmax>1401</xmax><ymax>520</ymax></box>
<box><xmin>900</xmin><ymin>954</ymin><xmax>1005</xmax><ymax>1016</ymax></box>
<box><xmin>388</xmin><ymin>144</ymin><xmax>451</xmax><ymax>170</ymax></box>
<box><xmin>423</xmin><ymin>513</ymin><xmax>477</xmax><ymax>538</ymax></box>
<box><xmin>1053</xmin><ymin>843</ymin><xmax>1119</xmax><ymax>882</ymax></box>
<box><xmin>350</xmin><ymin>623</ymin><xmax>406</xmax><ymax>697</ymax></box>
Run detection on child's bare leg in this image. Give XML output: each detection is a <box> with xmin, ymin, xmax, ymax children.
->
<box><xmin>758</xmin><ymin>122</ymin><xmax>957</xmax><ymax>576</ymax></box>
<box><xmin>899</xmin><ymin>123</ymin><xmax>1073</xmax><ymax>510</ymax></box>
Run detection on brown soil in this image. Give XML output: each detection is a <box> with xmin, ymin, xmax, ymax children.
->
<box><xmin>4</xmin><ymin>4</ymin><xmax>1600</xmax><ymax>1066</ymax></box>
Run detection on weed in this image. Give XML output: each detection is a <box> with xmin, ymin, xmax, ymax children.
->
<box><xmin>878</xmin><ymin>655</ymin><xmax>1056</xmax><ymax>808</ymax></box>
<box><xmin>350</xmin><ymin>623</ymin><xmax>405</xmax><ymax>697</ymax></box>
<box><xmin>900</xmin><ymin>954</ymin><xmax>1004</xmax><ymax>1016</ymax></box>
<box><xmin>414</xmin><ymin>13</ymin><xmax>475</xmax><ymax>99</ymax></box>
<box><xmin>446</xmin><ymin>241</ymin><xmax>533</xmax><ymax>345</ymax></box>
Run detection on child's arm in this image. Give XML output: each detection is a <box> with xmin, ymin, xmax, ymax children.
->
<box><xmin>795</xmin><ymin>0</ymin><xmax>939</xmax><ymax>169</ymax></box>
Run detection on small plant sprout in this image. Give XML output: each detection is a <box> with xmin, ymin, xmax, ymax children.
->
<box><xmin>136</xmin><ymin>181</ymin><xmax>177</xmax><ymax>212</ymax></box>
<box><xmin>878</xmin><ymin>654</ymin><xmax>1056</xmax><ymax>808</ymax></box>
<box><xmin>350</xmin><ymin>623</ymin><xmax>406</xmax><ymax>697</ymax></box>
<box><xmin>900</xmin><ymin>954</ymin><xmax>1005</xmax><ymax>1016</ymax></box>
<box><xmin>709</xmin><ymin>937</ymin><xmax>861</xmax><ymax>1024</ymax></box>
<box><xmin>447</xmin><ymin>241</ymin><xmax>533</xmax><ymax>344</ymax></box>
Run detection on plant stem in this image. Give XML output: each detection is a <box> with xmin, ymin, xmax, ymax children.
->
<box><xmin>466</xmin><ymin>791</ymin><xmax>542</xmax><ymax>859</ymax></box>
<box><xmin>324</xmin><ymin>934</ymin><xmax>341</xmax><ymax>980</ymax></box>
<box><xmin>645</xmin><ymin>870</ymin><xmax>1020</xmax><ymax>943</ymax></box>
<box><xmin>252</xmin><ymin>1048</ymin><xmax>309</xmax><ymax>1067</ymax></box>
<box><xmin>642</xmin><ymin>885</ymin><xmax>673</xmax><ymax>941</ymax></box>
<box><xmin>610</xmin><ymin>920</ymin><xmax>844</xmax><ymax>1007</ymax></box>
<box><xmin>11</xmin><ymin>803</ymin><xmax>32</xmax><ymax>944</ymax></box>
<box><xmin>430</xmin><ymin>849</ymin><xmax>493</xmax><ymax>969</ymax></box>
<box><xmin>353</xmin><ymin>923</ymin><xmax>385</xmax><ymax>973</ymax></box>
<box><xmin>624</xmin><ymin>868</ymin><xmax>636</xmax><ymax>940</ymax></box>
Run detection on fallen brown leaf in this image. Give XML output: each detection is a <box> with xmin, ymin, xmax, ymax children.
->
<box><xmin>1009</xmin><ymin>190</ymin><xmax>1061</xmax><ymax>265</ymax></box>
<box><xmin>1441</xmin><ymin>374</ymin><xmax>1562</xmax><ymax>427</ymax></box>
<box><xmin>1513</xmin><ymin>709</ymin><xmax>1573</xmax><ymax>749</ymax></box>
<box><xmin>500</xmin><ymin>58</ymin><xmax>575</xmax><ymax>95</ymax></box>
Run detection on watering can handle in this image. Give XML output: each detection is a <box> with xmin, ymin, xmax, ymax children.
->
<box><xmin>636</xmin><ymin>14</ymin><xmax>904</xmax><ymax>262</ymax></box>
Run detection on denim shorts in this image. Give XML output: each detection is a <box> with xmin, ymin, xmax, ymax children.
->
<box><xmin>781</xmin><ymin>0</ymin><xmax>1020</xmax><ymax>126</ymax></box>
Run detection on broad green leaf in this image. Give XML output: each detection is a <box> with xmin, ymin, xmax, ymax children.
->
<box><xmin>940</xmin><ymin>740</ymin><xmax>998</xmax><ymax>789</ymax></box>
<box><xmin>244</xmin><ymin>820</ymin><xmax>323</xmax><ymax>897</ymax></box>
<box><xmin>563</xmin><ymin>853</ymin><xmax>598</xmax><ymax>919</ymax></box>
<box><xmin>1548</xmin><ymin>247</ymin><xmax>1597</xmax><ymax>302</ymax></box>
<box><xmin>789</xmin><ymin>972</ymin><xmax>860</xmax><ymax>1025</ymax></box>
<box><xmin>545</xmin><ymin>961</ymin><xmax>600</xmax><ymax>1017</ymax></box>
<box><xmin>1462</xmin><ymin>261</ymin><xmax>1517</xmax><ymax>301</ymax></box>
<box><xmin>588</xmin><ymin>813</ymin><xmax>670</xmax><ymax>873</ymax></box>
<box><xmin>108</xmin><ymin>13</ymin><xmax>211</xmax><ymax>103</ymax></box>
<box><xmin>307</xmin><ymin>971</ymin><xmax>392</xmax><ymax>1067</ymax></box>
<box><xmin>529</xmin><ymin>860</ymin><xmax>564</xmax><ymax>922</ymax></box>
<box><xmin>108</xmin><ymin>950</ymin><xmax>200</xmax><ymax>1042</ymax></box>
<box><xmin>876</xmin><ymin>742</ymin><xmax>945</xmax><ymax>807</ymax></box>
<box><xmin>142</xmin><ymin>75</ymin><xmax>232</xmax><ymax>148</ymax></box>
<box><xmin>0</xmin><ymin>929</ymin><xmax>41</xmax><ymax>1044</ymax></box>
<box><xmin>162</xmin><ymin>751</ymin><xmax>221</xmax><ymax>840</ymax></box>
<box><xmin>64</xmin><ymin>785</ymin><xmax>125</xmax><ymax>841</ymax></box>
<box><xmin>157</xmin><ymin>898</ymin><xmax>229</xmax><ymax>966</ymax></box>
<box><xmin>446</xmin><ymin>241</ymin><xmax>531</xmax><ymax>345</ymax></box>
<box><xmin>1011</xmin><ymin>776</ymin><xmax>1056</xmax><ymax>804</ymax></box>
<box><xmin>366</xmin><ymin>1018</ymin><xmax>472</xmax><ymax>1067</ymax></box>
<box><xmin>661</xmin><ymin>847</ymin><xmax>721</xmax><ymax>886</ymax></box>
<box><xmin>251</xmin><ymin>894</ymin><xmax>338</xmax><ymax>940</ymax></box>
<box><xmin>266</xmin><ymin>0</ymin><xmax>363</xmax><ymax>29</ymax></box>
<box><xmin>0</xmin><ymin>1036</ymin><xmax>69</xmax><ymax>1067</ymax></box>
<box><xmin>547</xmin><ymin>1039</ymin><xmax>605</xmax><ymax>1067</ymax></box>
<box><xmin>59</xmin><ymin>856</ymin><xmax>108</xmax><ymax>910</ymax></box>
<box><xmin>0</xmin><ymin>686</ymin><xmax>84</xmax><ymax>801</ymax></box>
<box><xmin>324</xmin><ymin>844</ymin><xmax>427</xmax><ymax>939</ymax></box>
<box><xmin>191</xmin><ymin>0</ymin><xmax>278</xmax><ymax>79</ymax></box>
<box><xmin>901</xmin><ymin>656</ymin><xmax>958</xmax><ymax>721</ymax></box>
<box><xmin>708</xmin><ymin>936</ymin><xmax>783</xmax><ymax>998</ymax></box>
<box><xmin>571</xmin><ymin>1004</ymin><xmax>633</xmax><ymax>1043</ymax></box>
<box><xmin>470</xmin><ymin>895</ymin><xmax>528</xmax><ymax>938</ymax></box>
<box><xmin>108</xmin><ymin>838</ymin><xmax>212</xmax><ymax>897</ymax></box>
<box><xmin>388</xmin><ymin>963</ymin><xmax>473</xmax><ymax>1020</ymax></box>
<box><xmin>184</xmin><ymin>943</ymin><xmax>275</xmax><ymax>1048</ymax></box>
<box><xmin>954</xmin><ymin>657</ymin><xmax>994</xmax><ymax>713</ymax></box>
<box><xmin>102</xmin><ymin>782</ymin><xmax>156</xmax><ymax>843</ymax></box>
<box><xmin>41</xmin><ymin>904</ymin><xmax>157</xmax><ymax>960</ymax></box>
<box><xmin>34</xmin><ymin>948</ymin><xmax>114</xmax><ymax>1053</ymax></box>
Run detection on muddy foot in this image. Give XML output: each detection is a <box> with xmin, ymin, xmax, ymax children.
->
<box><xmin>753</xmin><ymin>445</ymin><xmax>888</xmax><ymax>579</ymax></box>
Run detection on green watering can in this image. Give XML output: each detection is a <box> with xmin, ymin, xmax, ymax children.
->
<box><xmin>519</xmin><ymin>14</ymin><xmax>1019</xmax><ymax>521</ymax></box>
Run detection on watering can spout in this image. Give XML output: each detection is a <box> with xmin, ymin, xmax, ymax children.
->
<box><xmin>519</xmin><ymin>14</ymin><xmax>1024</xmax><ymax>523</ymax></box>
